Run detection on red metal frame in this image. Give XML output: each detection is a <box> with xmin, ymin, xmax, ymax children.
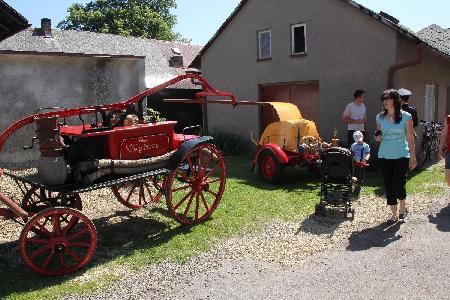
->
<box><xmin>0</xmin><ymin>74</ymin><xmax>238</xmax><ymax>154</ymax></box>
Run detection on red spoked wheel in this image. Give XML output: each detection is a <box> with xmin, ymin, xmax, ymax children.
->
<box><xmin>258</xmin><ymin>150</ymin><xmax>283</xmax><ymax>184</ymax></box>
<box><xmin>19</xmin><ymin>207</ymin><xmax>97</xmax><ymax>276</ymax></box>
<box><xmin>111</xmin><ymin>175</ymin><xmax>166</xmax><ymax>209</ymax></box>
<box><xmin>166</xmin><ymin>143</ymin><xmax>226</xmax><ymax>225</ymax></box>
<box><xmin>22</xmin><ymin>187</ymin><xmax>82</xmax><ymax>216</ymax></box>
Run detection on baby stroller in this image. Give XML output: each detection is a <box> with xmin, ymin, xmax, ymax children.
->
<box><xmin>315</xmin><ymin>147</ymin><xmax>355</xmax><ymax>219</ymax></box>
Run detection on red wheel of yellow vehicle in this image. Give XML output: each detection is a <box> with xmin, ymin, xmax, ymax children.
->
<box><xmin>112</xmin><ymin>175</ymin><xmax>166</xmax><ymax>209</ymax></box>
<box><xmin>259</xmin><ymin>150</ymin><xmax>283</xmax><ymax>184</ymax></box>
<box><xmin>19</xmin><ymin>207</ymin><xmax>97</xmax><ymax>276</ymax></box>
<box><xmin>22</xmin><ymin>187</ymin><xmax>82</xmax><ymax>216</ymax></box>
<box><xmin>166</xmin><ymin>143</ymin><xmax>226</xmax><ymax>225</ymax></box>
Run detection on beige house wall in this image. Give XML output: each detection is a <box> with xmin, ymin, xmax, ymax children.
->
<box><xmin>201</xmin><ymin>0</ymin><xmax>398</xmax><ymax>149</ymax></box>
<box><xmin>0</xmin><ymin>54</ymin><xmax>145</xmax><ymax>164</ymax></box>
<box><xmin>395</xmin><ymin>35</ymin><xmax>450</xmax><ymax>126</ymax></box>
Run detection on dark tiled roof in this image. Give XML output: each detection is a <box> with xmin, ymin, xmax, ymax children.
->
<box><xmin>190</xmin><ymin>0</ymin><xmax>449</xmax><ymax>68</ymax></box>
<box><xmin>417</xmin><ymin>24</ymin><xmax>450</xmax><ymax>57</ymax></box>
<box><xmin>0</xmin><ymin>28</ymin><xmax>202</xmax><ymax>89</ymax></box>
<box><xmin>0</xmin><ymin>0</ymin><xmax>30</xmax><ymax>41</ymax></box>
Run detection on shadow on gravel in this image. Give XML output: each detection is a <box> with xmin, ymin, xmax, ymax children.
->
<box><xmin>296</xmin><ymin>210</ymin><xmax>347</xmax><ymax>236</ymax></box>
<box><xmin>428</xmin><ymin>204</ymin><xmax>450</xmax><ymax>232</ymax></box>
<box><xmin>0</xmin><ymin>208</ymin><xmax>195</xmax><ymax>299</ymax></box>
<box><xmin>346</xmin><ymin>222</ymin><xmax>402</xmax><ymax>251</ymax></box>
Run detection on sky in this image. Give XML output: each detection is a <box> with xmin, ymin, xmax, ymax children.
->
<box><xmin>4</xmin><ymin>0</ymin><xmax>450</xmax><ymax>46</ymax></box>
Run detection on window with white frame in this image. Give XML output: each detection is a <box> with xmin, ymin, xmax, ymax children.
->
<box><xmin>424</xmin><ymin>84</ymin><xmax>437</xmax><ymax>122</ymax></box>
<box><xmin>258</xmin><ymin>29</ymin><xmax>272</xmax><ymax>60</ymax></box>
<box><xmin>291</xmin><ymin>23</ymin><xmax>307</xmax><ymax>55</ymax></box>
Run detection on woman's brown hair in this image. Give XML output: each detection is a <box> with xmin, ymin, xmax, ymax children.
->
<box><xmin>380</xmin><ymin>89</ymin><xmax>402</xmax><ymax>124</ymax></box>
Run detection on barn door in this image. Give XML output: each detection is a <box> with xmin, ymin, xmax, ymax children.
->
<box><xmin>260</xmin><ymin>81</ymin><xmax>320</xmax><ymax>132</ymax></box>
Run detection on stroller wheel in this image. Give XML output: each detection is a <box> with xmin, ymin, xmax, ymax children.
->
<box><xmin>315</xmin><ymin>204</ymin><xmax>325</xmax><ymax>216</ymax></box>
<box><xmin>346</xmin><ymin>207</ymin><xmax>355</xmax><ymax>220</ymax></box>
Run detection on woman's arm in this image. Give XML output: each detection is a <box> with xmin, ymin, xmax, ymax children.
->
<box><xmin>374</xmin><ymin>119</ymin><xmax>382</xmax><ymax>142</ymax></box>
<box><xmin>406</xmin><ymin>119</ymin><xmax>417</xmax><ymax>170</ymax></box>
<box><xmin>438</xmin><ymin>118</ymin><xmax>447</xmax><ymax>160</ymax></box>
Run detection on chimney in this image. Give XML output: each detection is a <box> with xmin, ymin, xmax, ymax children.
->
<box><xmin>41</xmin><ymin>18</ymin><xmax>52</xmax><ymax>37</ymax></box>
<box><xmin>169</xmin><ymin>47</ymin><xmax>184</xmax><ymax>68</ymax></box>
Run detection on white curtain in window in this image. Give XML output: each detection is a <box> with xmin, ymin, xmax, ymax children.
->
<box><xmin>424</xmin><ymin>84</ymin><xmax>436</xmax><ymax>122</ymax></box>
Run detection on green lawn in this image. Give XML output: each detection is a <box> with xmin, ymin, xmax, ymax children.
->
<box><xmin>0</xmin><ymin>156</ymin><xmax>445</xmax><ymax>299</ymax></box>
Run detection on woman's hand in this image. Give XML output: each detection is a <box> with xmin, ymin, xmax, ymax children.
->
<box><xmin>409</xmin><ymin>156</ymin><xmax>417</xmax><ymax>170</ymax></box>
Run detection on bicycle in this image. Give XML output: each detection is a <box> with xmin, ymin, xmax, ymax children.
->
<box><xmin>417</xmin><ymin>120</ymin><xmax>443</xmax><ymax>168</ymax></box>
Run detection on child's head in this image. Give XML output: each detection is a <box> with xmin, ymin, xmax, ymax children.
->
<box><xmin>353</xmin><ymin>131</ymin><xmax>364</xmax><ymax>144</ymax></box>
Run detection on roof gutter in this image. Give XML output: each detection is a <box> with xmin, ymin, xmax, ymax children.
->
<box><xmin>388</xmin><ymin>44</ymin><xmax>425</xmax><ymax>89</ymax></box>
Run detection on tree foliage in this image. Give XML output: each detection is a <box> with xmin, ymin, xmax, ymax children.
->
<box><xmin>58</xmin><ymin>0</ymin><xmax>187</xmax><ymax>41</ymax></box>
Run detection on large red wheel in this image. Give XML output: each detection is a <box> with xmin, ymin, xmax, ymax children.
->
<box><xmin>22</xmin><ymin>187</ymin><xmax>82</xmax><ymax>215</ymax></box>
<box><xmin>166</xmin><ymin>143</ymin><xmax>226</xmax><ymax>225</ymax></box>
<box><xmin>19</xmin><ymin>207</ymin><xmax>97</xmax><ymax>276</ymax></box>
<box><xmin>258</xmin><ymin>150</ymin><xmax>283</xmax><ymax>184</ymax></box>
<box><xmin>111</xmin><ymin>175</ymin><xmax>166</xmax><ymax>209</ymax></box>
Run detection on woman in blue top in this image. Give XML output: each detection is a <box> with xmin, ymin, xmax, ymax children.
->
<box><xmin>375</xmin><ymin>89</ymin><xmax>417</xmax><ymax>225</ymax></box>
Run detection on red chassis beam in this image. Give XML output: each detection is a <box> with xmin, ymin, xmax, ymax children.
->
<box><xmin>0</xmin><ymin>74</ymin><xmax>238</xmax><ymax>154</ymax></box>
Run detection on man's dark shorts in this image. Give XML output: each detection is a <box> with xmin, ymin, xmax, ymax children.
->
<box><xmin>446</xmin><ymin>153</ymin><xmax>450</xmax><ymax>169</ymax></box>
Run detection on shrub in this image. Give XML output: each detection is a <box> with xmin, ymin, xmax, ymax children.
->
<box><xmin>210</xmin><ymin>130</ymin><xmax>241</xmax><ymax>155</ymax></box>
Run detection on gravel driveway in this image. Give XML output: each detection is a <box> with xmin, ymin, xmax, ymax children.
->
<box><xmin>61</xmin><ymin>188</ymin><xmax>449</xmax><ymax>299</ymax></box>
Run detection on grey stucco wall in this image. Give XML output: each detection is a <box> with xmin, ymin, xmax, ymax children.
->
<box><xmin>0</xmin><ymin>54</ymin><xmax>145</xmax><ymax>164</ymax></box>
<box><xmin>201</xmin><ymin>0</ymin><xmax>398</xmax><ymax>149</ymax></box>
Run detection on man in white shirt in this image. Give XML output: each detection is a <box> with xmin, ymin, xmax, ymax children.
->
<box><xmin>342</xmin><ymin>90</ymin><xmax>367</xmax><ymax>148</ymax></box>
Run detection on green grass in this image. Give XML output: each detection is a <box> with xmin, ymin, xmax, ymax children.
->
<box><xmin>0</xmin><ymin>156</ymin><xmax>445</xmax><ymax>299</ymax></box>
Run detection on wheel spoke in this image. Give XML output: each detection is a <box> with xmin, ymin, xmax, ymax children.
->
<box><xmin>65</xmin><ymin>247</ymin><xmax>82</xmax><ymax>262</ymax></box>
<box><xmin>187</xmin><ymin>157</ymin><xmax>197</xmax><ymax>177</ymax></box>
<box><xmin>144</xmin><ymin>181</ymin><xmax>155</xmax><ymax>202</ymax></box>
<box><xmin>194</xmin><ymin>193</ymin><xmax>200</xmax><ymax>220</ymax></box>
<box><xmin>68</xmin><ymin>226</ymin><xmax>89</xmax><ymax>241</ymax></box>
<box><xmin>125</xmin><ymin>184</ymin><xmax>137</xmax><ymax>203</ymax></box>
<box><xmin>42</xmin><ymin>251</ymin><xmax>55</xmax><ymax>270</ymax></box>
<box><xmin>205</xmin><ymin>178</ymin><xmax>221</xmax><ymax>184</ymax></box>
<box><xmin>174</xmin><ymin>190</ymin><xmax>195</xmax><ymax>211</ymax></box>
<box><xmin>29</xmin><ymin>244</ymin><xmax>52</xmax><ymax>259</ymax></box>
<box><xmin>200</xmin><ymin>192</ymin><xmax>209</xmax><ymax>213</ymax></box>
<box><xmin>172</xmin><ymin>184</ymin><xmax>191</xmax><ymax>192</ymax></box>
<box><xmin>32</xmin><ymin>223</ymin><xmax>52</xmax><ymax>237</ymax></box>
<box><xmin>52</xmin><ymin>213</ymin><xmax>62</xmax><ymax>235</ymax></box>
<box><xmin>59</xmin><ymin>253</ymin><xmax>66</xmax><ymax>270</ymax></box>
<box><xmin>176</xmin><ymin>169</ymin><xmax>192</xmax><ymax>183</ymax></box>
<box><xmin>69</xmin><ymin>241</ymin><xmax>91</xmax><ymax>248</ymax></box>
<box><xmin>204</xmin><ymin>163</ymin><xmax>220</xmax><ymax>180</ymax></box>
<box><xmin>27</xmin><ymin>237</ymin><xmax>50</xmax><ymax>245</ymax></box>
<box><xmin>64</xmin><ymin>215</ymin><xmax>80</xmax><ymax>233</ymax></box>
<box><xmin>206</xmin><ymin>189</ymin><xmax>218</xmax><ymax>198</ymax></box>
<box><xmin>198</xmin><ymin>148</ymin><xmax>204</xmax><ymax>177</ymax></box>
<box><xmin>183</xmin><ymin>192</ymin><xmax>196</xmax><ymax>216</ymax></box>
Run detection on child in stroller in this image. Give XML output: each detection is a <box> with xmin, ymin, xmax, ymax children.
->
<box><xmin>351</xmin><ymin>131</ymin><xmax>370</xmax><ymax>192</ymax></box>
<box><xmin>315</xmin><ymin>147</ymin><xmax>355</xmax><ymax>219</ymax></box>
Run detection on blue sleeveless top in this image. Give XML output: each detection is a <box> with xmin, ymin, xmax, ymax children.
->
<box><xmin>376</xmin><ymin>111</ymin><xmax>411</xmax><ymax>159</ymax></box>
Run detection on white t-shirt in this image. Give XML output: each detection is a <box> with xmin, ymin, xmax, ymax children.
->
<box><xmin>343</xmin><ymin>102</ymin><xmax>366</xmax><ymax>131</ymax></box>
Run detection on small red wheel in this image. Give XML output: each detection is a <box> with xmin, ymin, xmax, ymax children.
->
<box><xmin>22</xmin><ymin>187</ymin><xmax>82</xmax><ymax>215</ymax></box>
<box><xmin>19</xmin><ymin>207</ymin><xmax>97</xmax><ymax>276</ymax></box>
<box><xmin>166</xmin><ymin>143</ymin><xmax>226</xmax><ymax>225</ymax></box>
<box><xmin>111</xmin><ymin>175</ymin><xmax>166</xmax><ymax>209</ymax></box>
<box><xmin>258</xmin><ymin>150</ymin><xmax>283</xmax><ymax>183</ymax></box>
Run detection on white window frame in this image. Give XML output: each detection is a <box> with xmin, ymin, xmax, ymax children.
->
<box><xmin>291</xmin><ymin>23</ymin><xmax>307</xmax><ymax>55</ymax></box>
<box><xmin>424</xmin><ymin>84</ymin><xmax>437</xmax><ymax>122</ymax></box>
<box><xmin>258</xmin><ymin>29</ymin><xmax>272</xmax><ymax>60</ymax></box>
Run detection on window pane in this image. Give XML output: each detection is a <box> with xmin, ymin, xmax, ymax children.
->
<box><xmin>259</xmin><ymin>31</ymin><xmax>271</xmax><ymax>59</ymax></box>
<box><xmin>293</xmin><ymin>26</ymin><xmax>306</xmax><ymax>54</ymax></box>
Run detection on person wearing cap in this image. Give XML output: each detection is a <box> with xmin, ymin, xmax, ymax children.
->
<box><xmin>438</xmin><ymin>116</ymin><xmax>450</xmax><ymax>186</ymax></box>
<box><xmin>398</xmin><ymin>88</ymin><xmax>419</xmax><ymax>128</ymax></box>
<box><xmin>342</xmin><ymin>90</ymin><xmax>367</xmax><ymax>148</ymax></box>
<box><xmin>351</xmin><ymin>131</ymin><xmax>370</xmax><ymax>189</ymax></box>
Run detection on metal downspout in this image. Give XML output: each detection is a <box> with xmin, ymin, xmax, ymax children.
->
<box><xmin>388</xmin><ymin>44</ymin><xmax>426</xmax><ymax>89</ymax></box>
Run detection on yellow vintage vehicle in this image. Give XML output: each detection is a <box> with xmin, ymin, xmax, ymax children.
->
<box><xmin>252</xmin><ymin>102</ymin><xmax>327</xmax><ymax>183</ymax></box>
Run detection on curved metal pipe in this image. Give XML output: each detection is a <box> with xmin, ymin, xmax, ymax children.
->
<box><xmin>388</xmin><ymin>44</ymin><xmax>425</xmax><ymax>88</ymax></box>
